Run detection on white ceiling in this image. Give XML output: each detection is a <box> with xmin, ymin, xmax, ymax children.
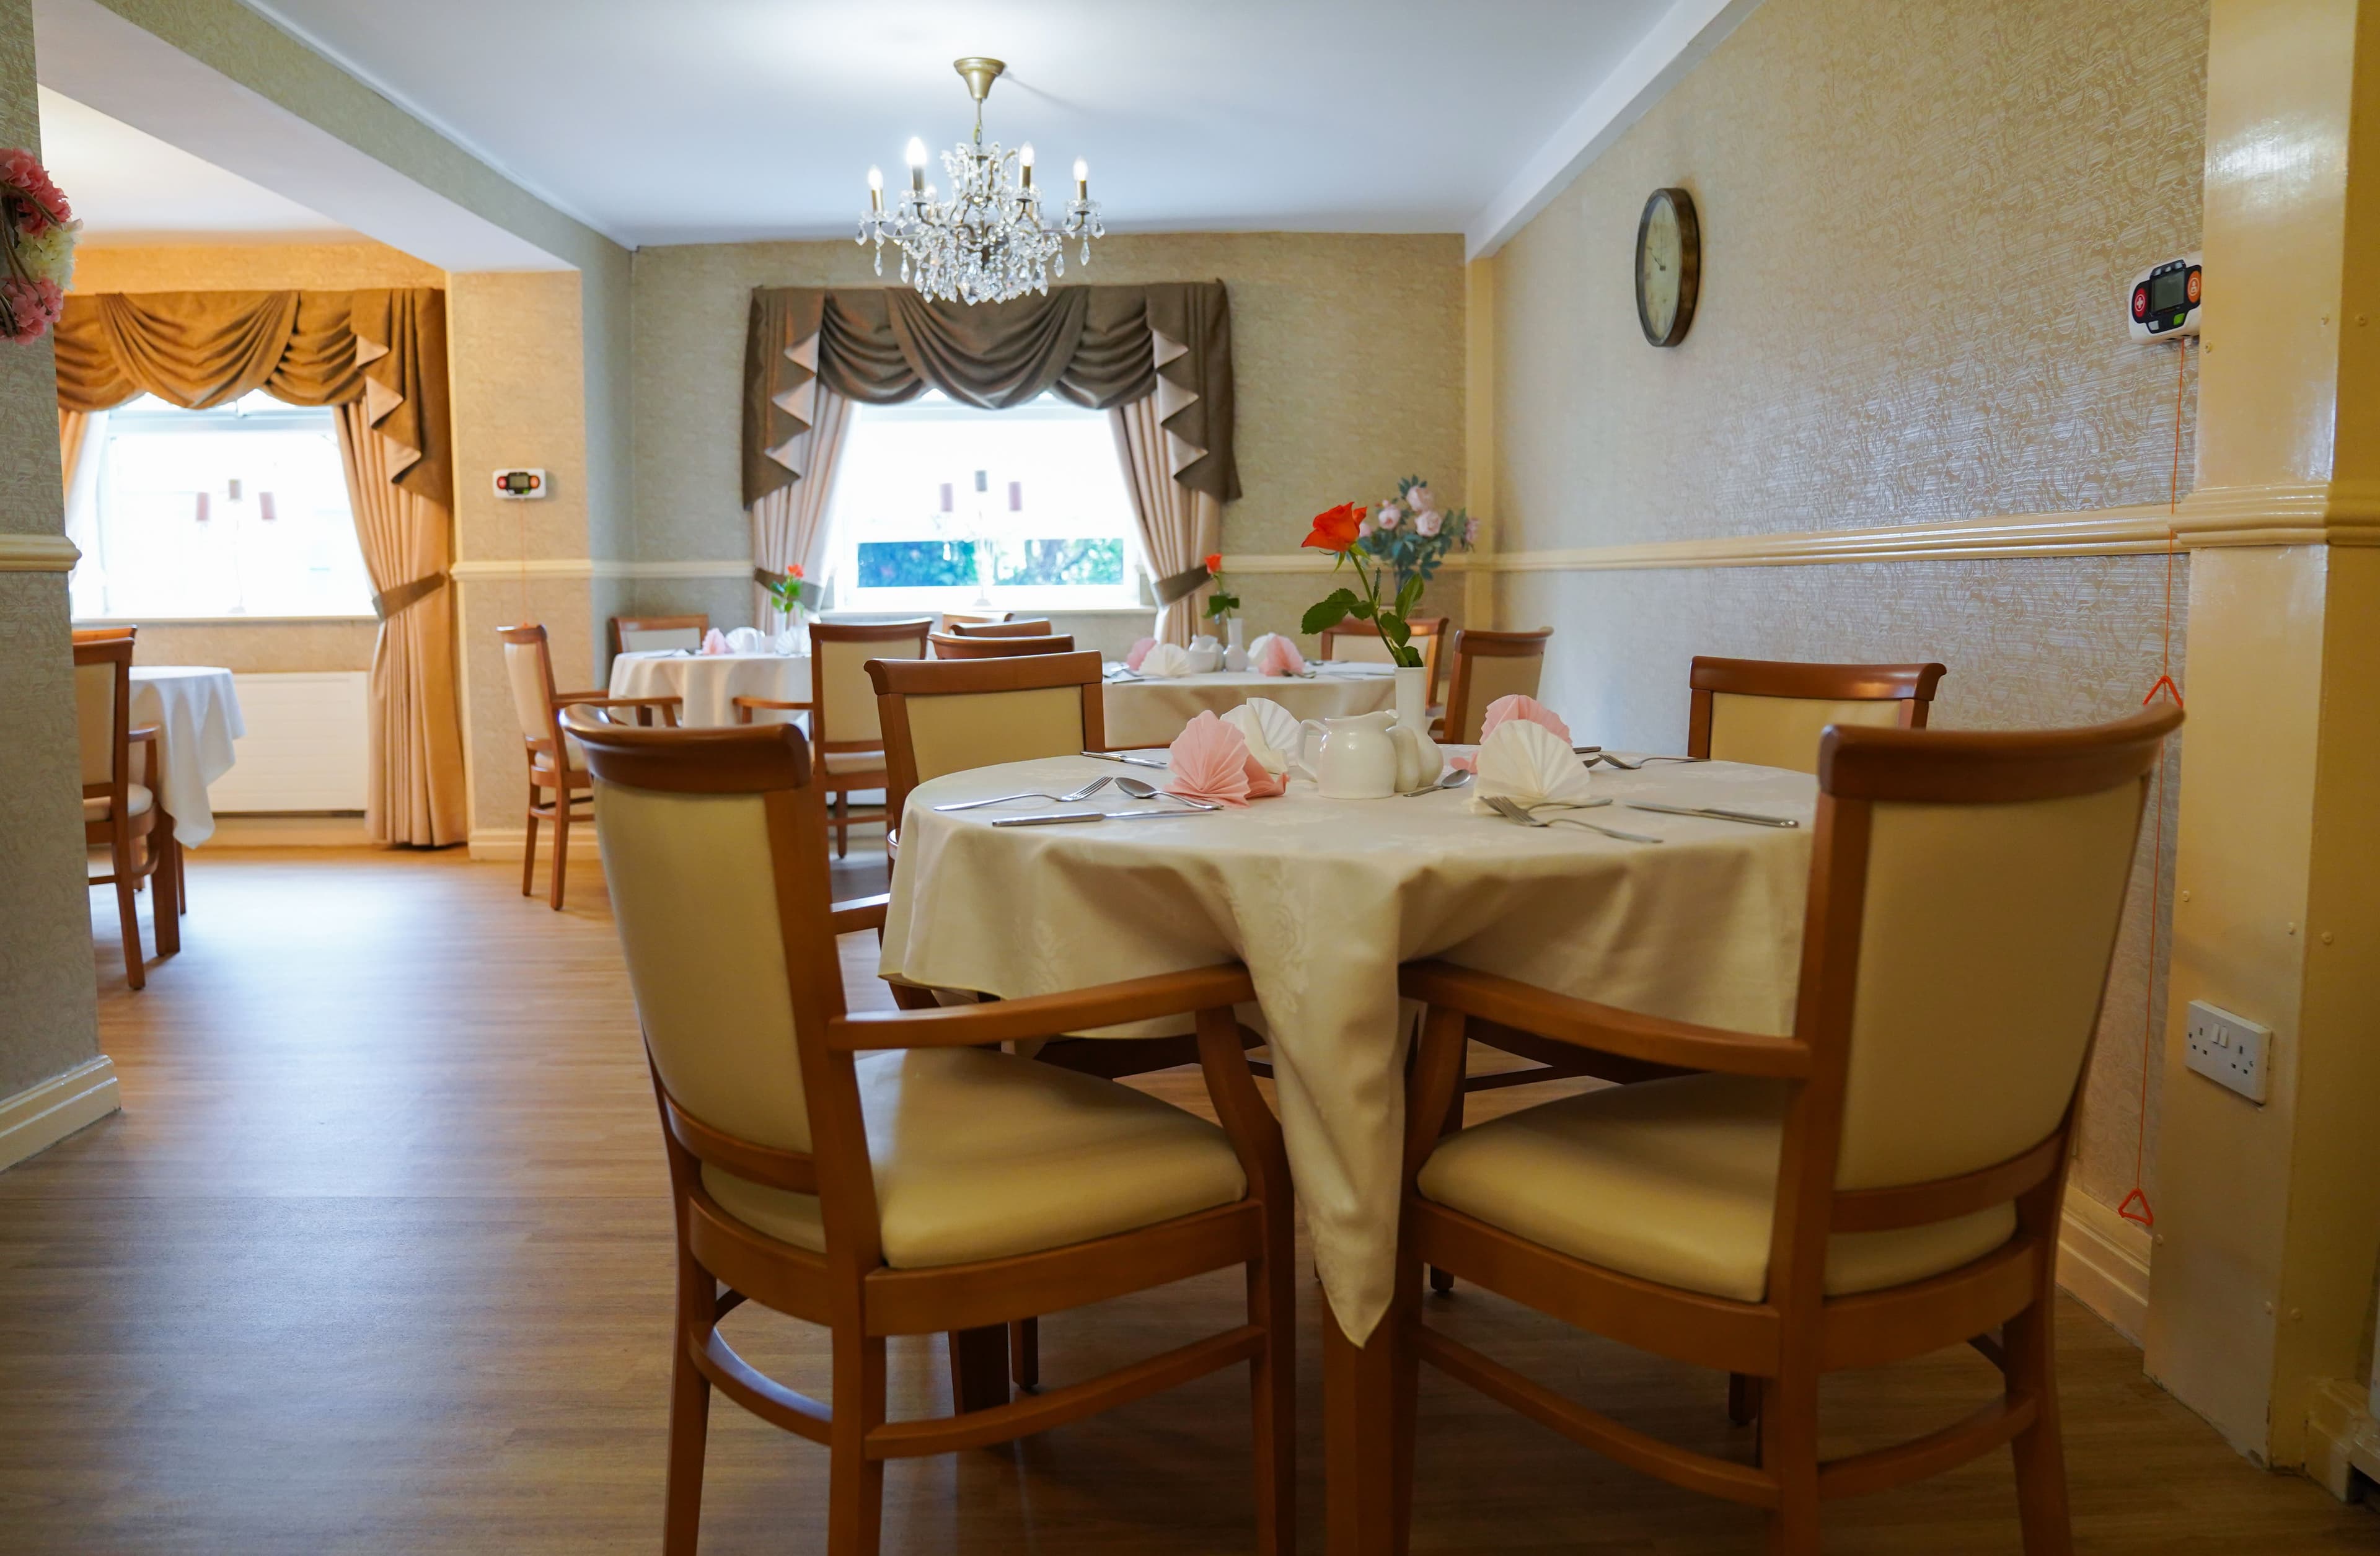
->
<box><xmin>234</xmin><ymin>0</ymin><xmax>1682</xmax><ymax>248</ymax></box>
<box><xmin>36</xmin><ymin>85</ymin><xmax>356</xmax><ymax>244</ymax></box>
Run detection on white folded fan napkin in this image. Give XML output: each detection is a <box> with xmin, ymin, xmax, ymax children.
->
<box><xmin>1221</xmin><ymin>697</ymin><xmax>1300</xmax><ymax>776</ymax></box>
<box><xmin>1137</xmin><ymin>641</ymin><xmax>1195</xmax><ymax>679</ymax></box>
<box><xmin>725</xmin><ymin>626</ymin><xmax>768</xmax><ymax>654</ymax></box>
<box><xmin>1469</xmin><ymin>716</ymin><xmax>1598</xmax><ymax>814</ymax></box>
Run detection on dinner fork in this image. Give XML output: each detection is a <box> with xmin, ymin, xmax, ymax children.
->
<box><xmin>1484</xmin><ymin>793</ymin><xmax>1663</xmax><ymax>843</ymax></box>
<box><xmin>1590</xmin><ymin>752</ymin><xmax>1706</xmax><ymax>771</ymax></box>
<box><xmin>933</xmin><ymin>776</ymin><xmax>1115</xmax><ymax>812</ymax></box>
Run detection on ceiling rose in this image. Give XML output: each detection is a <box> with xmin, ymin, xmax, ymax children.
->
<box><xmin>858</xmin><ymin>57</ymin><xmax>1104</xmax><ymax>306</ymax></box>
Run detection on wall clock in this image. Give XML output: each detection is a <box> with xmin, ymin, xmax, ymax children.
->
<box><xmin>1634</xmin><ymin>187</ymin><xmax>1701</xmax><ymax>347</ymax></box>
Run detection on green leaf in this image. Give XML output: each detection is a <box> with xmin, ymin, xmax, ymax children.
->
<box><xmin>1348</xmin><ymin>599</ymin><xmax>1376</xmax><ymax>620</ymax></box>
<box><xmin>1396</xmin><ymin>572</ymin><xmax>1425</xmax><ymax>613</ymax></box>
<box><xmin>1301</xmin><ymin>598</ymin><xmax>1350</xmax><ymax>635</ymax></box>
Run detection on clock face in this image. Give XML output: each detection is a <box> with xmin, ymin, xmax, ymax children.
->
<box><xmin>1634</xmin><ymin>188</ymin><xmax>1700</xmax><ymax>347</ymax></box>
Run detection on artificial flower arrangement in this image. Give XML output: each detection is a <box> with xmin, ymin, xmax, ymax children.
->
<box><xmin>1360</xmin><ymin>475</ymin><xmax>1478</xmax><ymax>599</ymax></box>
<box><xmin>1201</xmin><ymin>551</ymin><xmax>1240</xmax><ymax>623</ymax></box>
<box><xmin>0</xmin><ymin>149</ymin><xmax>77</xmax><ymax>344</ymax></box>
<box><xmin>1298</xmin><ymin>500</ymin><xmax>1429</xmax><ymax>667</ymax></box>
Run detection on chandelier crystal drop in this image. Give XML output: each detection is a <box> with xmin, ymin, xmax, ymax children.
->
<box><xmin>858</xmin><ymin>57</ymin><xmax>1104</xmax><ymax>306</ymax></box>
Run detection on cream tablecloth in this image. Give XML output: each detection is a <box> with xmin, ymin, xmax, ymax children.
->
<box><xmin>1100</xmin><ymin>662</ymin><xmax>1398</xmax><ymax>749</ymax></box>
<box><xmin>879</xmin><ymin>752</ymin><xmax>1818</xmax><ymax>1343</ymax></box>
<box><xmin>609</xmin><ymin>651</ymin><xmax>812</xmax><ymax>729</ymax></box>
<box><xmin>126</xmin><ymin>667</ymin><xmax>244</xmax><ymax>847</ymax></box>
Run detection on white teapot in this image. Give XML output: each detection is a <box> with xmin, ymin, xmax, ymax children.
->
<box><xmin>1292</xmin><ymin>710</ymin><xmax>1399</xmax><ymax>799</ymax></box>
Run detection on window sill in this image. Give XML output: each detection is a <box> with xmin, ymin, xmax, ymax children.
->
<box><xmin>73</xmin><ymin>615</ymin><xmax>379</xmax><ymax>626</ymax></box>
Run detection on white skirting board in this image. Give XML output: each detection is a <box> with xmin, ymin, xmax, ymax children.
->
<box><xmin>2056</xmin><ymin>1190</ymin><xmax>2153</xmax><ymax>1344</ymax></box>
<box><xmin>0</xmin><ymin>1056</ymin><xmax>120</xmax><ymax>1172</ymax></box>
<box><xmin>467</xmin><ymin>827</ymin><xmax>606</xmax><ymax>864</ymax></box>
<box><xmin>209</xmin><ymin>672</ymin><xmax>369</xmax><ymax>814</ymax></box>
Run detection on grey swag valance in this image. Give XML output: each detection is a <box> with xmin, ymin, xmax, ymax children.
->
<box><xmin>741</xmin><ymin>282</ymin><xmax>1238</xmax><ymax>508</ymax></box>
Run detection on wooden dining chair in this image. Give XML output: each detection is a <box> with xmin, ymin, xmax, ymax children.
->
<box><xmin>1436</xmin><ymin>626</ymin><xmax>1553</xmax><ymax>744</ymax></box>
<box><xmin>612</xmin><ymin>613</ymin><xmax>710</xmax><ymax>656</ymax></box>
<box><xmin>75</xmin><ymin>634</ymin><xmax>177</xmax><ymax>988</ymax></box>
<box><xmin>1321</xmin><ymin>614</ymin><xmax>1449</xmax><ymax>710</ymax></box>
<box><xmin>1382</xmin><ymin>705</ymin><xmax>2181</xmax><ymax>1554</ymax></box>
<box><xmin>496</xmin><ymin>624</ymin><xmax>682</xmax><ymax>910</ymax></box>
<box><xmin>71</xmin><ymin>625</ymin><xmax>139</xmax><ymax>644</ymax></box>
<box><xmin>577</xmin><ymin>719</ymin><xmax>1295</xmax><ymax>1556</ymax></box>
<box><xmin>1690</xmin><ymin>656</ymin><xmax>1949</xmax><ymax>774</ymax></box>
<box><xmin>731</xmin><ymin>617</ymin><xmax>931</xmax><ymax>859</ymax></box>
<box><xmin>937</xmin><ymin>610</ymin><xmax>1013</xmax><ymax>631</ymax></box>
<box><xmin>943</xmin><ymin>617</ymin><xmax>1053</xmax><ymax>638</ymax></box>
<box><xmin>925</xmin><ymin>631</ymin><xmax>1076</xmax><ymax>659</ymax></box>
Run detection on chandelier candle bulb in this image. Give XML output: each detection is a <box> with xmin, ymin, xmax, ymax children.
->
<box><xmin>867</xmin><ymin>165</ymin><xmax>883</xmax><ymax>210</ymax></box>
<box><xmin>1020</xmin><ymin>142</ymin><xmax>1035</xmax><ymax>187</ymax></box>
<box><xmin>1074</xmin><ymin>157</ymin><xmax>1089</xmax><ymax>196</ymax></box>
<box><xmin>906</xmin><ymin>137</ymin><xmax>928</xmax><ymax>193</ymax></box>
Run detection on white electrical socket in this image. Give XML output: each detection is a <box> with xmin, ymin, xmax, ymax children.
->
<box><xmin>2184</xmin><ymin>1000</ymin><xmax>2270</xmax><ymax>1104</ymax></box>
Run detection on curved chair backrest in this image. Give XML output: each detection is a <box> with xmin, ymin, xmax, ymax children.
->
<box><xmin>1760</xmin><ymin>705</ymin><xmax>2180</xmax><ymax>1309</ymax></box>
<box><xmin>1688</xmin><ymin>657</ymin><xmax>1947</xmax><ymax>775</ymax></box>
<box><xmin>927</xmin><ymin>632</ymin><xmax>1076</xmax><ymax>659</ymax></box>
<box><xmin>71</xmin><ymin>625</ymin><xmax>138</xmax><ymax>645</ymax></box>
<box><xmin>937</xmin><ymin>611</ymin><xmax>1013</xmax><ymax>631</ymax></box>
<box><xmin>580</xmin><ymin>724</ymin><xmax>843</xmax><ymax>1166</ymax></box>
<box><xmin>808</xmin><ymin>618</ymin><xmax>931</xmax><ymax>752</ymax></box>
<box><xmin>868</xmin><ymin>651</ymin><xmax>1108</xmax><ymax>823</ymax></box>
<box><xmin>614</xmin><ymin>613</ymin><xmax>708</xmax><ymax>656</ymax></box>
<box><xmin>1440</xmin><ymin>627</ymin><xmax>1553</xmax><ymax>745</ymax></box>
<box><xmin>945</xmin><ymin>618</ymin><xmax>1054</xmax><ymax>638</ymax></box>
<box><xmin>496</xmin><ymin>624</ymin><xmax>565</xmax><ymax>760</ymax></box>
<box><xmin>72</xmin><ymin>635</ymin><xmax>134</xmax><ymax>793</ymax></box>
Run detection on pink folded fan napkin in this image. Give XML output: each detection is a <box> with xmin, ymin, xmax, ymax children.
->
<box><xmin>1165</xmin><ymin>710</ymin><xmax>1286</xmax><ymax>807</ymax></box>
<box><xmin>1248</xmin><ymin>632</ymin><xmax>1305</xmax><ymax>677</ymax></box>
<box><xmin>1124</xmin><ymin>636</ymin><xmax>1158</xmax><ymax>671</ymax></box>
<box><xmin>699</xmin><ymin>628</ymin><xmax>731</xmax><ymax>656</ymax></box>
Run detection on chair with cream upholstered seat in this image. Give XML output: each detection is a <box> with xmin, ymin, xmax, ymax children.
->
<box><xmin>76</xmin><ymin>633</ymin><xmax>177</xmax><ymax>988</ymax></box>
<box><xmin>941</xmin><ymin>617</ymin><xmax>1052</xmax><ymax>639</ymax></box>
<box><xmin>925</xmin><ymin>631</ymin><xmax>1075</xmax><ymax>659</ymax></box>
<box><xmin>1380</xmin><ymin>705</ymin><xmax>2180</xmax><ymax>1554</ymax></box>
<box><xmin>1689</xmin><ymin>655</ymin><xmax>1948</xmax><ymax>773</ymax></box>
<box><xmin>1435</xmin><ymin>625</ymin><xmax>1552</xmax><ymax>744</ymax></box>
<box><xmin>732</xmin><ymin>617</ymin><xmax>930</xmax><ymax>859</ymax></box>
<box><xmin>496</xmin><ymin>623</ymin><xmax>682</xmax><ymax>910</ymax></box>
<box><xmin>612</xmin><ymin>613</ymin><xmax>710</xmax><ymax>656</ymax></box>
<box><xmin>577</xmin><ymin>719</ymin><xmax>1294</xmax><ymax>1556</ymax></box>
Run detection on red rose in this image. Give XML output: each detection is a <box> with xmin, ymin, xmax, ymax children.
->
<box><xmin>1203</xmin><ymin>552</ymin><xmax>1222</xmax><ymax>574</ymax></box>
<box><xmin>1302</xmin><ymin>502</ymin><xmax>1365</xmax><ymax>553</ymax></box>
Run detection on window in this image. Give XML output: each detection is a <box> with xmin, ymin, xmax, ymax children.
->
<box><xmin>67</xmin><ymin>392</ymin><xmax>374</xmax><ymax>621</ymax></box>
<box><xmin>823</xmin><ymin>392</ymin><xmax>1142</xmax><ymax>613</ymax></box>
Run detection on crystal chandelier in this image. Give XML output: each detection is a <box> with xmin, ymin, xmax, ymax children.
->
<box><xmin>858</xmin><ymin>57</ymin><xmax>1104</xmax><ymax>305</ymax></box>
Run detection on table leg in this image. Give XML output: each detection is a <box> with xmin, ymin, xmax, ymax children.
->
<box><xmin>947</xmin><ymin>1325</ymin><xmax>1010</xmax><ymax>1414</ymax></box>
<box><xmin>1324</xmin><ymin>1286</ymin><xmax>1414</xmax><ymax>1556</ymax></box>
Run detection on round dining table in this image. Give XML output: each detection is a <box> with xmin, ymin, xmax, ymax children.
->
<box><xmin>126</xmin><ymin>666</ymin><xmax>244</xmax><ymax>846</ymax></box>
<box><xmin>609</xmin><ymin>649</ymin><xmax>812</xmax><ymax>729</ymax></box>
<box><xmin>1100</xmin><ymin>661</ymin><xmax>1400</xmax><ymax>749</ymax></box>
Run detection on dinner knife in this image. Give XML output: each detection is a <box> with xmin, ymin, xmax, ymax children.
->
<box><xmin>1623</xmin><ymin>801</ymin><xmax>1800</xmax><ymax>829</ymax></box>
<box><xmin>990</xmin><ymin>808</ymin><xmax>1203</xmax><ymax>827</ymax></box>
<box><xmin>1078</xmin><ymin>750</ymin><xmax>1171</xmax><ymax>769</ymax></box>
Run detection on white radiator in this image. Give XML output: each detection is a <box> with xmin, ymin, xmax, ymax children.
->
<box><xmin>208</xmin><ymin>672</ymin><xmax>369</xmax><ymax>814</ymax></box>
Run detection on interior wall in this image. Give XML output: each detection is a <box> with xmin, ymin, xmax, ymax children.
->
<box><xmin>0</xmin><ymin>0</ymin><xmax>104</xmax><ymax>1099</ymax></box>
<box><xmin>624</xmin><ymin>232</ymin><xmax>1468</xmax><ymax>646</ymax></box>
<box><xmin>1488</xmin><ymin>0</ymin><xmax>2210</xmax><ymax>1219</ymax></box>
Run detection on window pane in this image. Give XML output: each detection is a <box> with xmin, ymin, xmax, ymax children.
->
<box><xmin>71</xmin><ymin>393</ymin><xmax>374</xmax><ymax>620</ymax></box>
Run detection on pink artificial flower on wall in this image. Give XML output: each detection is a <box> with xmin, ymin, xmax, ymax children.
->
<box><xmin>1414</xmin><ymin>508</ymin><xmax>1442</xmax><ymax>538</ymax></box>
<box><xmin>1407</xmin><ymin>483</ymin><xmax>1434</xmax><ymax>512</ymax></box>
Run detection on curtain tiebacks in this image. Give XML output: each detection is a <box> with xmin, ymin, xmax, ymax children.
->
<box><xmin>374</xmin><ymin>573</ymin><xmax>446</xmax><ymax>620</ymax></box>
<box><xmin>1152</xmin><ymin>563</ymin><xmax>1212</xmax><ymax>606</ymax></box>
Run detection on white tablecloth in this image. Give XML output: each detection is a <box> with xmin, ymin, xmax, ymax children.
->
<box><xmin>879</xmin><ymin>753</ymin><xmax>1817</xmax><ymax>1345</ymax></box>
<box><xmin>609</xmin><ymin>651</ymin><xmax>812</xmax><ymax>729</ymax></box>
<box><xmin>1100</xmin><ymin>663</ymin><xmax>1399</xmax><ymax>749</ymax></box>
<box><xmin>128</xmin><ymin>667</ymin><xmax>244</xmax><ymax>847</ymax></box>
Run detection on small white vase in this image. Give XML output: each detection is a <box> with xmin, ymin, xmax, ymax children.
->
<box><xmin>1222</xmin><ymin>617</ymin><xmax>1250</xmax><ymax>672</ymax></box>
<box><xmin>1388</xmin><ymin>663</ymin><xmax>1443</xmax><ymax>792</ymax></box>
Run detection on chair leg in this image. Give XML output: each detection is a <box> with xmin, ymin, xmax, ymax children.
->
<box><xmin>834</xmin><ymin>788</ymin><xmax>849</xmax><ymax>859</ymax></box>
<box><xmin>1248</xmin><ymin>1174</ymin><xmax>1298</xmax><ymax>1554</ymax></box>
<box><xmin>1728</xmin><ymin>1371</ymin><xmax>1762</xmax><ymax>1426</ymax></box>
<box><xmin>521</xmin><ymin>788</ymin><xmax>542</xmax><ymax>898</ymax></box>
<box><xmin>1008</xmin><ymin>1318</ymin><xmax>1039</xmax><ymax>1391</ymax></box>
<box><xmin>2006</xmin><ymin>1296</ymin><xmax>2074</xmax><ymax>1553</ymax></box>
<box><xmin>827</xmin><ymin>1330</ymin><xmax>887</xmax><ymax>1556</ymax></box>
<box><xmin>1429</xmin><ymin>1084</ymin><xmax>1463</xmax><ymax>1296</ymax></box>
<box><xmin>663</xmin><ymin>1256</ymin><xmax>713</xmax><ymax>1556</ymax></box>
<box><xmin>1760</xmin><ymin>1367</ymin><xmax>1820</xmax><ymax>1555</ymax></box>
<box><xmin>174</xmin><ymin>833</ymin><xmax>188</xmax><ymax>914</ymax></box>
<box><xmin>548</xmin><ymin>802</ymin><xmax>570</xmax><ymax>911</ymax></box>
<box><xmin>112</xmin><ymin>824</ymin><xmax>145</xmax><ymax>991</ymax></box>
<box><xmin>947</xmin><ymin>1325</ymin><xmax>1009</xmax><ymax>1413</ymax></box>
<box><xmin>151</xmin><ymin>819</ymin><xmax>180</xmax><ymax>956</ymax></box>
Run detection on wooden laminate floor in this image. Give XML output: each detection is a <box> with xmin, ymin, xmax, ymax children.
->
<box><xmin>2</xmin><ymin>848</ymin><xmax>2373</xmax><ymax>1554</ymax></box>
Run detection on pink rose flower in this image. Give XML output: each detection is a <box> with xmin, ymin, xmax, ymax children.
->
<box><xmin>1408</xmin><ymin>483</ymin><xmax>1435</xmax><ymax>512</ymax></box>
<box><xmin>1463</xmin><ymin>516</ymin><xmax>1481</xmax><ymax>545</ymax></box>
<box><xmin>1375</xmin><ymin>503</ymin><xmax>1402</xmax><ymax>530</ymax></box>
<box><xmin>1414</xmin><ymin>509</ymin><xmax>1442</xmax><ymax>538</ymax></box>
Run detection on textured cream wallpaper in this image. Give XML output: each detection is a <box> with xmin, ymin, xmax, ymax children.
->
<box><xmin>625</xmin><ymin>233</ymin><xmax>1466</xmax><ymax>642</ymax></box>
<box><xmin>1491</xmin><ymin>0</ymin><xmax>2209</xmax><ymax>1215</ymax></box>
<box><xmin>0</xmin><ymin>0</ymin><xmax>104</xmax><ymax>1097</ymax></box>
<box><xmin>71</xmin><ymin>239</ymin><xmax>445</xmax><ymax>292</ymax></box>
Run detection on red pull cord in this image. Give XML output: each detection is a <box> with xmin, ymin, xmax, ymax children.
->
<box><xmin>2121</xmin><ymin>335</ymin><xmax>2189</xmax><ymax>1232</ymax></box>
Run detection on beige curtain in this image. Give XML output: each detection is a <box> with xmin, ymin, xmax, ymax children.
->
<box><xmin>58</xmin><ymin>408</ymin><xmax>88</xmax><ymax>493</ymax></box>
<box><xmin>336</xmin><ymin>403</ymin><xmax>466</xmax><ymax>846</ymax></box>
<box><xmin>1113</xmin><ymin>395</ymin><xmax>1222</xmax><ymax>646</ymax></box>
<box><xmin>750</xmin><ymin>383</ymin><xmax>853</xmax><ymax>630</ymax></box>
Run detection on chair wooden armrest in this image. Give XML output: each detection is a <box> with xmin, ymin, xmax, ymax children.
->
<box><xmin>1399</xmin><ymin>959</ymin><xmax>1809</xmax><ymax>1078</ymax></box>
<box><xmin>732</xmin><ymin>695</ymin><xmax>815</xmax><ymax>724</ymax></box>
<box><xmin>830</xmin><ymin>893</ymin><xmax>889</xmax><ymax>935</ymax></box>
<box><xmin>827</xmin><ymin>965</ymin><xmax>1256</xmax><ymax>1050</ymax></box>
<box><xmin>560</xmin><ymin>694</ymin><xmax>684</xmax><ymax>727</ymax></box>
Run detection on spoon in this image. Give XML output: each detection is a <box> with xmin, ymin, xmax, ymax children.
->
<box><xmin>1113</xmin><ymin>775</ymin><xmax>1222</xmax><ymax>811</ymax></box>
<box><xmin>1398</xmin><ymin>769</ymin><xmax>1473</xmax><ymax>796</ymax></box>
